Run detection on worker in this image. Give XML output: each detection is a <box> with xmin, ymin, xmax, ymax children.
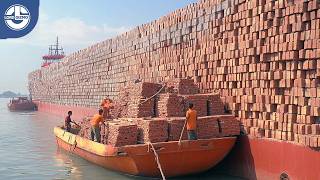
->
<box><xmin>65</xmin><ymin>111</ymin><xmax>73</xmax><ymax>132</ymax></box>
<box><xmin>90</xmin><ymin>109</ymin><xmax>104</xmax><ymax>143</ymax></box>
<box><xmin>100</xmin><ymin>97</ymin><xmax>113</xmax><ymax>119</ymax></box>
<box><xmin>186</xmin><ymin>102</ymin><xmax>197</xmax><ymax>140</ymax></box>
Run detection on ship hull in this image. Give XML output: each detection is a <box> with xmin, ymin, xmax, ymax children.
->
<box><xmin>54</xmin><ymin>127</ymin><xmax>236</xmax><ymax>177</ymax></box>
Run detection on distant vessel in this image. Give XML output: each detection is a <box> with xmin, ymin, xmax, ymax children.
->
<box><xmin>8</xmin><ymin>97</ymin><xmax>37</xmax><ymax>111</ymax></box>
<box><xmin>41</xmin><ymin>37</ymin><xmax>65</xmax><ymax>68</ymax></box>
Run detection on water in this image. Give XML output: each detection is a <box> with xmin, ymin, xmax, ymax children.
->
<box><xmin>0</xmin><ymin>99</ymin><xmax>242</xmax><ymax>180</ymax></box>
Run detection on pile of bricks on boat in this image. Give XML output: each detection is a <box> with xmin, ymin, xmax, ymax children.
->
<box><xmin>29</xmin><ymin>0</ymin><xmax>320</xmax><ymax>148</ymax></box>
<box><xmin>77</xmin><ymin>79</ymin><xmax>240</xmax><ymax>146</ymax></box>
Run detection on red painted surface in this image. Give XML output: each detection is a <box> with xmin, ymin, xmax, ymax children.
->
<box><xmin>39</xmin><ymin>101</ymin><xmax>320</xmax><ymax>179</ymax></box>
<box><xmin>55</xmin><ymin>127</ymin><xmax>237</xmax><ymax>177</ymax></box>
<box><xmin>215</xmin><ymin>136</ymin><xmax>320</xmax><ymax>180</ymax></box>
<box><xmin>34</xmin><ymin>101</ymin><xmax>96</xmax><ymax>121</ymax></box>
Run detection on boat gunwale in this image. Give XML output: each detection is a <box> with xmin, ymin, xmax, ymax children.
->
<box><xmin>54</xmin><ymin>126</ymin><xmax>237</xmax><ymax>157</ymax></box>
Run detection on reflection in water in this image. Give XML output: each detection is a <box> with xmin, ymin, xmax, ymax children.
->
<box><xmin>54</xmin><ymin>149</ymin><xmax>81</xmax><ymax>180</ymax></box>
<box><xmin>0</xmin><ymin>98</ymin><xmax>242</xmax><ymax>180</ymax></box>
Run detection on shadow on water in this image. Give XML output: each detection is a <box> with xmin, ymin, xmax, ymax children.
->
<box><xmin>212</xmin><ymin>135</ymin><xmax>257</xmax><ymax>180</ymax></box>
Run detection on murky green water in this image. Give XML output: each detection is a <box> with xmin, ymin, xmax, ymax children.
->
<box><xmin>0</xmin><ymin>99</ymin><xmax>243</xmax><ymax>180</ymax></box>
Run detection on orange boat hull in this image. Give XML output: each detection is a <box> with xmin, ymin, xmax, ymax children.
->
<box><xmin>54</xmin><ymin>127</ymin><xmax>236</xmax><ymax>177</ymax></box>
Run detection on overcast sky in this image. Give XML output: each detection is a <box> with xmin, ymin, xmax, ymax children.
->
<box><xmin>0</xmin><ymin>0</ymin><xmax>197</xmax><ymax>94</ymax></box>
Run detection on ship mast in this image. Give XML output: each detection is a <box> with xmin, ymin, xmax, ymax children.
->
<box><xmin>41</xmin><ymin>37</ymin><xmax>65</xmax><ymax>68</ymax></box>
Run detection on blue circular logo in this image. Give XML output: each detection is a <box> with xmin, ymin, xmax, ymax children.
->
<box><xmin>4</xmin><ymin>4</ymin><xmax>31</xmax><ymax>31</ymax></box>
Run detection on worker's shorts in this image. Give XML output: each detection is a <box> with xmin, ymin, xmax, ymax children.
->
<box><xmin>187</xmin><ymin>130</ymin><xmax>197</xmax><ymax>140</ymax></box>
<box><xmin>91</xmin><ymin>126</ymin><xmax>101</xmax><ymax>143</ymax></box>
<box><xmin>65</xmin><ymin>124</ymin><xmax>71</xmax><ymax>132</ymax></box>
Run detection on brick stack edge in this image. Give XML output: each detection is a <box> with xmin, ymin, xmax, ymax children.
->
<box><xmin>29</xmin><ymin>0</ymin><xmax>320</xmax><ymax>148</ymax></box>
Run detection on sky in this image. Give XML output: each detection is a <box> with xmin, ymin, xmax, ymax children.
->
<box><xmin>0</xmin><ymin>0</ymin><xmax>197</xmax><ymax>94</ymax></box>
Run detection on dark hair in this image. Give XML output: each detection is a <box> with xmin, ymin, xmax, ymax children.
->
<box><xmin>98</xmin><ymin>109</ymin><xmax>104</xmax><ymax>114</ymax></box>
<box><xmin>188</xmin><ymin>102</ymin><xmax>194</xmax><ymax>109</ymax></box>
<box><xmin>68</xmin><ymin>111</ymin><xmax>72</xmax><ymax>115</ymax></box>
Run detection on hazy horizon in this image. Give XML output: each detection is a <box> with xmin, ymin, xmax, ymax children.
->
<box><xmin>0</xmin><ymin>0</ymin><xmax>197</xmax><ymax>94</ymax></box>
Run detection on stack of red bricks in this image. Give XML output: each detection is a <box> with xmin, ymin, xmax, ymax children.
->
<box><xmin>100</xmin><ymin>123</ymin><xmax>109</xmax><ymax>144</ymax></box>
<box><xmin>166</xmin><ymin>78</ymin><xmax>199</xmax><ymax>94</ymax></box>
<box><xmin>182</xmin><ymin>94</ymin><xmax>210</xmax><ymax>116</ymax></box>
<box><xmin>157</xmin><ymin>93</ymin><xmax>184</xmax><ymax>117</ymax></box>
<box><xmin>208</xmin><ymin>94</ymin><xmax>226</xmax><ymax>115</ymax></box>
<box><xmin>78</xmin><ymin>117</ymin><xmax>91</xmax><ymax>139</ymax></box>
<box><xmin>197</xmin><ymin>116</ymin><xmax>220</xmax><ymax>139</ymax></box>
<box><xmin>107</xmin><ymin>121</ymin><xmax>138</xmax><ymax>147</ymax></box>
<box><xmin>111</xmin><ymin>86</ymin><xmax>130</xmax><ymax>118</ymax></box>
<box><xmin>167</xmin><ymin>117</ymin><xmax>188</xmax><ymax>141</ymax></box>
<box><xmin>219</xmin><ymin>115</ymin><xmax>241</xmax><ymax>137</ymax></box>
<box><xmin>135</xmin><ymin>118</ymin><xmax>168</xmax><ymax>143</ymax></box>
<box><xmin>29</xmin><ymin>0</ymin><xmax>320</xmax><ymax>147</ymax></box>
<box><xmin>114</xmin><ymin>82</ymin><xmax>162</xmax><ymax>118</ymax></box>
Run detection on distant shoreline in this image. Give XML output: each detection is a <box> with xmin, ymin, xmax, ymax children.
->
<box><xmin>0</xmin><ymin>91</ymin><xmax>27</xmax><ymax>98</ymax></box>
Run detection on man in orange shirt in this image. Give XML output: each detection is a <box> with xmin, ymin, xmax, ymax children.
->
<box><xmin>186</xmin><ymin>103</ymin><xmax>197</xmax><ymax>140</ymax></box>
<box><xmin>90</xmin><ymin>109</ymin><xmax>104</xmax><ymax>143</ymax></box>
<box><xmin>100</xmin><ymin>97</ymin><xmax>113</xmax><ymax>119</ymax></box>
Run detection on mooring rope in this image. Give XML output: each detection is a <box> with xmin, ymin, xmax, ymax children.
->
<box><xmin>138</xmin><ymin>84</ymin><xmax>166</xmax><ymax>105</ymax></box>
<box><xmin>148</xmin><ymin>142</ymin><xmax>166</xmax><ymax>180</ymax></box>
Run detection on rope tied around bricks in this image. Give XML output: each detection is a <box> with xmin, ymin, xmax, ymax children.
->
<box><xmin>147</xmin><ymin>142</ymin><xmax>166</xmax><ymax>180</ymax></box>
<box><xmin>137</xmin><ymin>83</ymin><xmax>167</xmax><ymax>105</ymax></box>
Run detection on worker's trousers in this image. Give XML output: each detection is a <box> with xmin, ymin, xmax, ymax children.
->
<box><xmin>187</xmin><ymin>130</ymin><xmax>197</xmax><ymax>140</ymax></box>
<box><xmin>91</xmin><ymin>126</ymin><xmax>101</xmax><ymax>143</ymax></box>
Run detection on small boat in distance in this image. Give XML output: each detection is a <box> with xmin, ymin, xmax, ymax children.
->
<box><xmin>54</xmin><ymin>126</ymin><xmax>236</xmax><ymax>178</ymax></box>
<box><xmin>8</xmin><ymin>97</ymin><xmax>37</xmax><ymax>111</ymax></box>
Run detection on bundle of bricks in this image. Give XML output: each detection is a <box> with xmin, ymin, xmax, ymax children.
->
<box><xmin>111</xmin><ymin>86</ymin><xmax>130</xmax><ymax>118</ymax></box>
<box><xmin>107</xmin><ymin>121</ymin><xmax>138</xmax><ymax>147</ymax></box>
<box><xmin>167</xmin><ymin>117</ymin><xmax>188</xmax><ymax>141</ymax></box>
<box><xmin>182</xmin><ymin>94</ymin><xmax>210</xmax><ymax>116</ymax></box>
<box><xmin>78</xmin><ymin>117</ymin><xmax>91</xmax><ymax>139</ymax></box>
<box><xmin>135</xmin><ymin>118</ymin><xmax>169</xmax><ymax>143</ymax></box>
<box><xmin>30</xmin><ymin>0</ymin><xmax>320</xmax><ymax>147</ymax></box>
<box><xmin>127</xmin><ymin>97</ymin><xmax>155</xmax><ymax>118</ymax></box>
<box><xmin>208</xmin><ymin>94</ymin><xmax>226</xmax><ymax>115</ymax></box>
<box><xmin>112</xmin><ymin>82</ymin><xmax>162</xmax><ymax>118</ymax></box>
<box><xmin>197</xmin><ymin>116</ymin><xmax>220</xmax><ymax>139</ymax></box>
<box><xmin>100</xmin><ymin>123</ymin><xmax>109</xmax><ymax>144</ymax></box>
<box><xmin>218</xmin><ymin>115</ymin><xmax>241</xmax><ymax>137</ymax></box>
<box><xmin>156</xmin><ymin>93</ymin><xmax>184</xmax><ymax>117</ymax></box>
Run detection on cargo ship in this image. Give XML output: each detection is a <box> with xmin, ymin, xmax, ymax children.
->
<box><xmin>29</xmin><ymin>0</ymin><xmax>320</xmax><ymax>179</ymax></box>
<box><xmin>8</xmin><ymin>97</ymin><xmax>37</xmax><ymax>111</ymax></box>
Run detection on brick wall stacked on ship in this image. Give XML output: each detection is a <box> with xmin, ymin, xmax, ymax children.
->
<box><xmin>29</xmin><ymin>0</ymin><xmax>320</xmax><ymax>147</ymax></box>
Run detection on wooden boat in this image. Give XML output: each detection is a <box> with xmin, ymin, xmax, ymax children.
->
<box><xmin>8</xmin><ymin>97</ymin><xmax>37</xmax><ymax>111</ymax></box>
<box><xmin>54</xmin><ymin>126</ymin><xmax>236</xmax><ymax>178</ymax></box>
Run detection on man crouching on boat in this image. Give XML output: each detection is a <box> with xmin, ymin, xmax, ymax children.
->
<box><xmin>100</xmin><ymin>97</ymin><xmax>113</xmax><ymax>120</ymax></box>
<box><xmin>186</xmin><ymin>103</ymin><xmax>197</xmax><ymax>140</ymax></box>
<box><xmin>90</xmin><ymin>109</ymin><xmax>104</xmax><ymax>143</ymax></box>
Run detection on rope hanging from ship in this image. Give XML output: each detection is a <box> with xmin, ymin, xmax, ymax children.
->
<box><xmin>137</xmin><ymin>83</ymin><xmax>166</xmax><ymax>105</ymax></box>
<box><xmin>148</xmin><ymin>142</ymin><xmax>166</xmax><ymax>180</ymax></box>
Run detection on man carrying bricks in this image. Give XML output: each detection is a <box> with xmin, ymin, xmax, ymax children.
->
<box><xmin>100</xmin><ymin>97</ymin><xmax>113</xmax><ymax>119</ymax></box>
<box><xmin>90</xmin><ymin>109</ymin><xmax>104</xmax><ymax>143</ymax></box>
<box><xmin>186</xmin><ymin>102</ymin><xmax>197</xmax><ymax>140</ymax></box>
